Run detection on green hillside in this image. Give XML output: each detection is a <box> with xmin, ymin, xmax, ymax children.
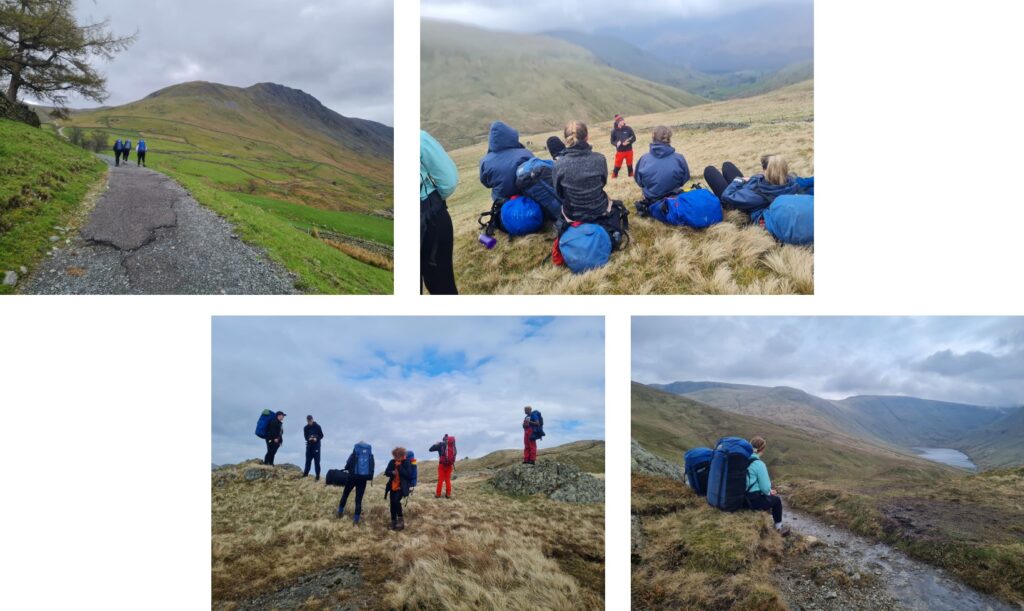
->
<box><xmin>422</xmin><ymin>19</ymin><xmax>707</xmax><ymax>148</ymax></box>
<box><xmin>417</xmin><ymin>440</ymin><xmax>604</xmax><ymax>475</ymax></box>
<box><xmin>959</xmin><ymin>407</ymin><xmax>1024</xmax><ymax>469</ymax></box>
<box><xmin>0</xmin><ymin>119</ymin><xmax>106</xmax><ymax>294</ymax></box>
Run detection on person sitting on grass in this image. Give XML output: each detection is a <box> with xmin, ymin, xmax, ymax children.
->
<box><xmin>553</xmin><ymin>121</ymin><xmax>613</xmax><ymax>224</ymax></box>
<box><xmin>746</xmin><ymin>435</ymin><xmax>790</xmax><ymax>536</ymax></box>
<box><xmin>479</xmin><ymin>121</ymin><xmax>534</xmax><ymax>203</ymax></box>
<box><xmin>384</xmin><ymin>446</ymin><xmax>414</xmax><ymax>531</ymax></box>
<box><xmin>703</xmin><ymin>155</ymin><xmax>799</xmax><ymax>224</ymax></box>
<box><xmin>634</xmin><ymin>125</ymin><xmax>691</xmax><ymax>205</ymax></box>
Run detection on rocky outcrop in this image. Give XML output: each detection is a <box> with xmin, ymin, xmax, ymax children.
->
<box><xmin>631</xmin><ymin>440</ymin><xmax>685</xmax><ymax>482</ymax></box>
<box><xmin>491</xmin><ymin>461</ymin><xmax>604</xmax><ymax>504</ymax></box>
<box><xmin>0</xmin><ymin>97</ymin><xmax>41</xmax><ymax>127</ymax></box>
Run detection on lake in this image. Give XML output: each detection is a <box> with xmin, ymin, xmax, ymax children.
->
<box><xmin>914</xmin><ymin>447</ymin><xmax>977</xmax><ymax>470</ymax></box>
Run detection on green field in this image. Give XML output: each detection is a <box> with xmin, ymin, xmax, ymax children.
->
<box><xmin>232</xmin><ymin>193</ymin><xmax>392</xmax><ymax>246</ymax></box>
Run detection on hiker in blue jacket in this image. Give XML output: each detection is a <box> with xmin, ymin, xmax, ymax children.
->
<box><xmin>337</xmin><ymin>441</ymin><xmax>375</xmax><ymax>525</ymax></box>
<box><xmin>123</xmin><ymin>139</ymin><xmax>132</xmax><ymax>164</ymax></box>
<box><xmin>704</xmin><ymin>155</ymin><xmax>799</xmax><ymax>224</ymax></box>
<box><xmin>136</xmin><ymin>139</ymin><xmax>147</xmax><ymax>167</ymax></box>
<box><xmin>479</xmin><ymin>121</ymin><xmax>534</xmax><ymax>202</ymax></box>
<box><xmin>746</xmin><ymin>436</ymin><xmax>790</xmax><ymax>536</ymax></box>
<box><xmin>420</xmin><ymin>130</ymin><xmax>459</xmax><ymax>295</ymax></box>
<box><xmin>634</xmin><ymin>126</ymin><xmax>691</xmax><ymax>203</ymax></box>
<box><xmin>113</xmin><ymin>139</ymin><xmax>123</xmax><ymax>166</ymax></box>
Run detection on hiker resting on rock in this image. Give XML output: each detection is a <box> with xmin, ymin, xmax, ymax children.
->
<box><xmin>429</xmin><ymin>434</ymin><xmax>456</xmax><ymax>498</ymax></box>
<box><xmin>420</xmin><ymin>130</ymin><xmax>459</xmax><ymax>295</ymax></box>
<box><xmin>302</xmin><ymin>415</ymin><xmax>324</xmax><ymax>480</ymax></box>
<box><xmin>634</xmin><ymin>125</ymin><xmax>691</xmax><ymax>204</ymax></box>
<box><xmin>479</xmin><ymin>121</ymin><xmax>534</xmax><ymax>204</ymax></box>
<box><xmin>554</xmin><ymin>121</ymin><xmax>615</xmax><ymax>224</ymax></box>
<box><xmin>703</xmin><ymin>155</ymin><xmax>801</xmax><ymax>225</ymax></box>
<box><xmin>747</xmin><ymin>436</ymin><xmax>790</xmax><ymax>536</ymax></box>
<box><xmin>337</xmin><ymin>441</ymin><xmax>375</xmax><ymax>525</ymax></box>
<box><xmin>522</xmin><ymin>406</ymin><xmax>541</xmax><ymax>464</ymax></box>
<box><xmin>610</xmin><ymin>114</ymin><xmax>637</xmax><ymax>178</ymax></box>
<box><xmin>384</xmin><ymin>447</ymin><xmax>414</xmax><ymax>531</ymax></box>
<box><xmin>263</xmin><ymin>411</ymin><xmax>285</xmax><ymax>466</ymax></box>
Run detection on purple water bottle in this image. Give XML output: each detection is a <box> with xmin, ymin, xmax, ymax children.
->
<box><xmin>479</xmin><ymin>233</ymin><xmax>497</xmax><ymax>249</ymax></box>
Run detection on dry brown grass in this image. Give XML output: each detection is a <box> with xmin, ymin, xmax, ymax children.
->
<box><xmin>441</xmin><ymin>81</ymin><xmax>814</xmax><ymax>295</ymax></box>
<box><xmin>323</xmin><ymin>238</ymin><xmax>393</xmax><ymax>271</ymax></box>
<box><xmin>213</xmin><ymin>460</ymin><xmax>604</xmax><ymax>610</ymax></box>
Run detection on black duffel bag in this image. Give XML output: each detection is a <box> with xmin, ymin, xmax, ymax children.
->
<box><xmin>325</xmin><ymin>469</ymin><xmax>350</xmax><ymax>487</ymax></box>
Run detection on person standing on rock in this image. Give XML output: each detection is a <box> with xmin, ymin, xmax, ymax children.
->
<box><xmin>522</xmin><ymin>406</ymin><xmax>542</xmax><ymax>465</ymax></box>
<box><xmin>337</xmin><ymin>441</ymin><xmax>375</xmax><ymax>525</ymax></box>
<box><xmin>263</xmin><ymin>411</ymin><xmax>285</xmax><ymax>466</ymax></box>
<box><xmin>747</xmin><ymin>436</ymin><xmax>790</xmax><ymax>536</ymax></box>
<box><xmin>113</xmin><ymin>139</ymin><xmax>123</xmax><ymax>167</ymax></box>
<box><xmin>302</xmin><ymin>415</ymin><xmax>324</xmax><ymax>480</ymax></box>
<box><xmin>136</xmin><ymin>138</ymin><xmax>147</xmax><ymax>167</ymax></box>
<box><xmin>429</xmin><ymin>434</ymin><xmax>456</xmax><ymax>498</ymax></box>
<box><xmin>384</xmin><ymin>446</ymin><xmax>413</xmax><ymax>531</ymax></box>
<box><xmin>610</xmin><ymin>115</ymin><xmax>637</xmax><ymax>179</ymax></box>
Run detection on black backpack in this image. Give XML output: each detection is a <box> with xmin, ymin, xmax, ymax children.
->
<box><xmin>325</xmin><ymin>469</ymin><xmax>349</xmax><ymax>487</ymax></box>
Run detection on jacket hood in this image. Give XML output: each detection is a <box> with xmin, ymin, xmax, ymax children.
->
<box><xmin>564</xmin><ymin>142</ymin><xmax>593</xmax><ymax>155</ymax></box>
<box><xmin>649</xmin><ymin>142</ymin><xmax>676</xmax><ymax>158</ymax></box>
<box><xmin>748</xmin><ymin>174</ymin><xmax>797</xmax><ymax>197</ymax></box>
<box><xmin>488</xmin><ymin>121</ymin><xmax>524</xmax><ymax>153</ymax></box>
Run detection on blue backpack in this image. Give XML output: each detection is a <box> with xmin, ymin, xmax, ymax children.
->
<box><xmin>138</xmin><ymin>140</ymin><xmax>147</xmax><ymax>152</ymax></box>
<box><xmin>706</xmin><ymin>436</ymin><xmax>755</xmax><ymax>512</ymax></box>
<box><xmin>649</xmin><ymin>188</ymin><xmax>723</xmax><ymax>228</ymax></box>
<box><xmin>515</xmin><ymin>158</ymin><xmax>562</xmax><ymax>221</ymax></box>
<box><xmin>254</xmin><ymin>409</ymin><xmax>275</xmax><ymax>439</ymax></box>
<box><xmin>500</xmin><ymin>196</ymin><xmax>545</xmax><ymax>236</ymax></box>
<box><xmin>796</xmin><ymin>176</ymin><xmax>814</xmax><ymax>195</ymax></box>
<box><xmin>559</xmin><ymin>223</ymin><xmax>612</xmax><ymax>273</ymax></box>
<box><xmin>113</xmin><ymin>140</ymin><xmax>123</xmax><ymax>152</ymax></box>
<box><xmin>684</xmin><ymin>447</ymin><xmax>714</xmax><ymax>496</ymax></box>
<box><xmin>353</xmin><ymin>442</ymin><xmax>372</xmax><ymax>477</ymax></box>
<box><xmin>764</xmin><ymin>194</ymin><xmax>813</xmax><ymax>245</ymax></box>
<box><xmin>407</xmin><ymin>450</ymin><xmax>418</xmax><ymax>487</ymax></box>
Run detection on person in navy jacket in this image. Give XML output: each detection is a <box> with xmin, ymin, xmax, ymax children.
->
<box><xmin>704</xmin><ymin>155</ymin><xmax>800</xmax><ymax>223</ymax></box>
<box><xmin>634</xmin><ymin>126</ymin><xmax>691</xmax><ymax>203</ymax></box>
<box><xmin>479</xmin><ymin>121</ymin><xmax>534</xmax><ymax>202</ymax></box>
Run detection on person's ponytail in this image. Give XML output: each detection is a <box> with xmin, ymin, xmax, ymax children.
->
<box><xmin>564</xmin><ymin>120</ymin><xmax>588</xmax><ymax>148</ymax></box>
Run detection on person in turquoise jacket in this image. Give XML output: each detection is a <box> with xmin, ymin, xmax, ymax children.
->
<box><xmin>746</xmin><ymin>436</ymin><xmax>789</xmax><ymax>535</ymax></box>
<box><xmin>420</xmin><ymin>130</ymin><xmax>459</xmax><ymax>295</ymax></box>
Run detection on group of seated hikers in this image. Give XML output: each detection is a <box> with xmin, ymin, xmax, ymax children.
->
<box><xmin>418</xmin><ymin>116</ymin><xmax>814</xmax><ymax>293</ymax></box>
<box><xmin>685</xmin><ymin>434</ymin><xmax>790</xmax><ymax>536</ymax></box>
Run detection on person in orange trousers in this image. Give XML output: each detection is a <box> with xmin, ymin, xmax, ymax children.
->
<box><xmin>523</xmin><ymin>406</ymin><xmax>538</xmax><ymax>464</ymax></box>
<box><xmin>429</xmin><ymin>434</ymin><xmax>456</xmax><ymax>498</ymax></box>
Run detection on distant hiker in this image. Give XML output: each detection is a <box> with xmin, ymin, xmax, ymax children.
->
<box><xmin>384</xmin><ymin>446</ymin><xmax>414</xmax><ymax>531</ymax></box>
<box><xmin>137</xmin><ymin>139</ymin><xmax>147</xmax><ymax>167</ymax></box>
<box><xmin>703</xmin><ymin>156</ymin><xmax>799</xmax><ymax>224</ymax></box>
<box><xmin>337</xmin><ymin>441</ymin><xmax>375</xmax><ymax>525</ymax></box>
<box><xmin>553</xmin><ymin>121</ymin><xmax>613</xmax><ymax>224</ymax></box>
<box><xmin>302</xmin><ymin>415</ymin><xmax>324</xmax><ymax>480</ymax></box>
<box><xmin>746</xmin><ymin>436</ymin><xmax>789</xmax><ymax>536</ymax></box>
<box><xmin>634</xmin><ymin>126</ymin><xmax>691</xmax><ymax>202</ymax></box>
<box><xmin>522</xmin><ymin>405</ymin><xmax>544</xmax><ymax>464</ymax></box>
<box><xmin>479</xmin><ymin>121</ymin><xmax>534</xmax><ymax>202</ymax></box>
<box><xmin>429</xmin><ymin>434</ymin><xmax>457</xmax><ymax>498</ymax></box>
<box><xmin>420</xmin><ymin>130</ymin><xmax>459</xmax><ymax>295</ymax></box>
<box><xmin>263</xmin><ymin>411</ymin><xmax>285</xmax><ymax>466</ymax></box>
<box><xmin>113</xmin><ymin>139</ymin><xmax>123</xmax><ymax>166</ymax></box>
<box><xmin>123</xmin><ymin>139</ymin><xmax>132</xmax><ymax>163</ymax></box>
<box><xmin>610</xmin><ymin>115</ymin><xmax>637</xmax><ymax>178</ymax></box>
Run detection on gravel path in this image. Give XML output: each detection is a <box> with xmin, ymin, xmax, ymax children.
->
<box><xmin>22</xmin><ymin>157</ymin><xmax>297</xmax><ymax>294</ymax></box>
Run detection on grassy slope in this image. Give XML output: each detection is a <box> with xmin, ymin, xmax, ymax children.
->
<box><xmin>213</xmin><ymin>445</ymin><xmax>604</xmax><ymax>609</ymax></box>
<box><xmin>441</xmin><ymin>81</ymin><xmax>814</xmax><ymax>295</ymax></box>
<box><xmin>957</xmin><ymin>407</ymin><xmax>1024</xmax><ymax>470</ymax></box>
<box><xmin>422</xmin><ymin>20</ymin><xmax>706</xmax><ymax>149</ymax></box>
<box><xmin>0</xmin><ymin>119</ymin><xmax>106</xmax><ymax>294</ymax></box>
<box><xmin>418</xmin><ymin>440</ymin><xmax>605</xmax><ymax>475</ymax></box>
<box><xmin>631</xmin><ymin>383</ymin><xmax>1024</xmax><ymax>605</ymax></box>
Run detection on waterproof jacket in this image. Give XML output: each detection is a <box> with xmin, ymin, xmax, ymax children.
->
<box><xmin>124</xmin><ymin>140</ymin><xmax>132</xmax><ymax>151</ymax></box>
<box><xmin>635</xmin><ymin>143</ymin><xmax>691</xmax><ymax>201</ymax></box>
<box><xmin>384</xmin><ymin>458</ymin><xmax>413</xmax><ymax>497</ymax></box>
<box><xmin>610</xmin><ymin>125</ymin><xmax>636</xmax><ymax>152</ymax></box>
<box><xmin>746</xmin><ymin>453</ymin><xmax>772</xmax><ymax>495</ymax></box>
<box><xmin>479</xmin><ymin>121</ymin><xmax>534</xmax><ymax>201</ymax></box>
<box><xmin>113</xmin><ymin>140</ymin><xmax>123</xmax><ymax>153</ymax></box>
<box><xmin>344</xmin><ymin>450</ymin><xmax>375</xmax><ymax>482</ymax></box>
<box><xmin>721</xmin><ymin>175</ymin><xmax>799</xmax><ymax>218</ymax></box>
<box><xmin>137</xmin><ymin>140</ymin><xmax>147</xmax><ymax>153</ymax></box>
<box><xmin>303</xmin><ymin>423</ymin><xmax>324</xmax><ymax>447</ymax></box>
<box><xmin>429</xmin><ymin>436</ymin><xmax>455</xmax><ymax>466</ymax></box>
<box><xmin>421</xmin><ymin>130</ymin><xmax>458</xmax><ymax>201</ymax></box>
<box><xmin>553</xmin><ymin>143</ymin><xmax>610</xmax><ymax>222</ymax></box>
<box><xmin>265</xmin><ymin>419</ymin><xmax>283</xmax><ymax>443</ymax></box>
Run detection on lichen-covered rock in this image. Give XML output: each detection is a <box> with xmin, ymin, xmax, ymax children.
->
<box><xmin>631</xmin><ymin>440</ymin><xmax>685</xmax><ymax>482</ymax></box>
<box><xmin>0</xmin><ymin>97</ymin><xmax>41</xmax><ymax>127</ymax></box>
<box><xmin>491</xmin><ymin>460</ymin><xmax>603</xmax><ymax>504</ymax></box>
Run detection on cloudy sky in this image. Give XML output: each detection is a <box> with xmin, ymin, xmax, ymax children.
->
<box><xmin>212</xmin><ymin>317</ymin><xmax>605</xmax><ymax>468</ymax></box>
<box><xmin>421</xmin><ymin>0</ymin><xmax>810</xmax><ymax>31</ymax></box>
<box><xmin>46</xmin><ymin>0</ymin><xmax>393</xmax><ymax>123</ymax></box>
<box><xmin>633</xmin><ymin>317</ymin><xmax>1024</xmax><ymax>407</ymax></box>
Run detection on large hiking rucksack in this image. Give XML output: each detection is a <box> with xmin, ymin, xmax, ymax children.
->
<box><xmin>530</xmin><ymin>412</ymin><xmax>545</xmax><ymax>441</ymax></box>
<box><xmin>706</xmin><ymin>437</ymin><xmax>755</xmax><ymax>512</ymax></box>
<box><xmin>684</xmin><ymin>447</ymin><xmax>714</xmax><ymax>496</ymax></box>
<box><xmin>353</xmin><ymin>442</ymin><xmax>373</xmax><ymax>477</ymax></box>
<box><xmin>478</xmin><ymin>196</ymin><xmax>544</xmax><ymax>239</ymax></box>
<box><xmin>441</xmin><ymin>437</ymin><xmax>457</xmax><ymax>466</ymax></box>
<box><xmin>559</xmin><ymin>224</ymin><xmax>612</xmax><ymax>273</ymax></box>
<box><xmin>325</xmin><ymin>469</ymin><xmax>349</xmax><ymax>487</ymax></box>
<box><xmin>138</xmin><ymin>140</ymin><xmax>147</xmax><ymax>153</ymax></box>
<box><xmin>646</xmin><ymin>188</ymin><xmax>723</xmax><ymax>229</ymax></box>
<box><xmin>254</xmin><ymin>409</ymin><xmax>275</xmax><ymax>439</ymax></box>
<box><xmin>764</xmin><ymin>194</ymin><xmax>813</xmax><ymax>245</ymax></box>
<box><xmin>515</xmin><ymin>158</ymin><xmax>562</xmax><ymax>221</ymax></box>
<box><xmin>796</xmin><ymin>176</ymin><xmax>814</xmax><ymax>195</ymax></box>
<box><xmin>406</xmin><ymin>451</ymin><xmax>418</xmax><ymax>487</ymax></box>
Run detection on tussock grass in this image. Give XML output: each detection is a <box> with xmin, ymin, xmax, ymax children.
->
<box><xmin>440</xmin><ymin>81</ymin><xmax>813</xmax><ymax>295</ymax></box>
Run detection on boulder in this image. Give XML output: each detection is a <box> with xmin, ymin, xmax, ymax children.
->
<box><xmin>491</xmin><ymin>460</ymin><xmax>603</xmax><ymax>504</ymax></box>
<box><xmin>631</xmin><ymin>440</ymin><xmax>685</xmax><ymax>481</ymax></box>
<box><xmin>0</xmin><ymin>96</ymin><xmax>41</xmax><ymax>127</ymax></box>
<box><xmin>3</xmin><ymin>271</ymin><xmax>17</xmax><ymax>287</ymax></box>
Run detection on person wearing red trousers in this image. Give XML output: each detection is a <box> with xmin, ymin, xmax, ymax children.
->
<box><xmin>523</xmin><ymin>406</ymin><xmax>538</xmax><ymax>464</ymax></box>
<box><xmin>429</xmin><ymin>434</ymin><xmax>456</xmax><ymax>498</ymax></box>
<box><xmin>610</xmin><ymin>115</ymin><xmax>637</xmax><ymax>178</ymax></box>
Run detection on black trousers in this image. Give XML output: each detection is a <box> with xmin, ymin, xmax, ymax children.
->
<box><xmin>114</xmin><ymin>152</ymin><xmax>121</xmax><ymax>166</ymax></box>
<box><xmin>703</xmin><ymin>162</ymin><xmax>744</xmax><ymax>198</ymax></box>
<box><xmin>137</xmin><ymin>151</ymin><xmax>146</xmax><ymax>166</ymax></box>
<box><xmin>421</xmin><ymin>190</ymin><xmax>458</xmax><ymax>295</ymax></box>
<box><xmin>339</xmin><ymin>479</ymin><xmax>367</xmax><ymax>516</ymax></box>
<box><xmin>304</xmin><ymin>444</ymin><xmax>321</xmax><ymax>477</ymax></box>
<box><xmin>747</xmin><ymin>492</ymin><xmax>783</xmax><ymax>524</ymax></box>
<box><xmin>264</xmin><ymin>440</ymin><xmax>280</xmax><ymax>465</ymax></box>
<box><xmin>389</xmin><ymin>490</ymin><xmax>404</xmax><ymax>521</ymax></box>
<box><xmin>123</xmin><ymin>150</ymin><xmax>130</xmax><ymax>162</ymax></box>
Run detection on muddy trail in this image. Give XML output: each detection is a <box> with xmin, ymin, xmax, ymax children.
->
<box><xmin>21</xmin><ymin>156</ymin><xmax>297</xmax><ymax>294</ymax></box>
<box><xmin>776</xmin><ymin>509</ymin><xmax>1016</xmax><ymax>611</ymax></box>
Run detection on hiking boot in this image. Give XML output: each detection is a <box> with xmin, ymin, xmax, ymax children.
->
<box><xmin>353</xmin><ymin>514</ymin><xmax>360</xmax><ymax>525</ymax></box>
<box><xmin>335</xmin><ymin>509</ymin><xmax>344</xmax><ymax>519</ymax></box>
<box><xmin>315</xmin><ymin>475</ymin><xmax>320</xmax><ymax>482</ymax></box>
<box><xmin>435</xmin><ymin>494</ymin><xmax>442</xmax><ymax>498</ymax></box>
<box><xmin>395</xmin><ymin>517</ymin><xmax>405</xmax><ymax>531</ymax></box>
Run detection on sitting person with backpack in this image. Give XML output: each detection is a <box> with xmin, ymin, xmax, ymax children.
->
<box><xmin>479</xmin><ymin>121</ymin><xmax>534</xmax><ymax>202</ymax></box>
<box><xmin>429</xmin><ymin>434</ymin><xmax>456</xmax><ymax>499</ymax></box>
<box><xmin>746</xmin><ymin>436</ymin><xmax>789</xmax><ymax>536</ymax></box>
<box><xmin>384</xmin><ymin>447</ymin><xmax>414</xmax><ymax>531</ymax></box>
<box><xmin>703</xmin><ymin>155</ymin><xmax>800</xmax><ymax>223</ymax></box>
<box><xmin>634</xmin><ymin>126</ymin><xmax>691</xmax><ymax>205</ymax></box>
<box><xmin>337</xmin><ymin>441</ymin><xmax>374</xmax><ymax>525</ymax></box>
<box><xmin>554</xmin><ymin>121</ymin><xmax>613</xmax><ymax>224</ymax></box>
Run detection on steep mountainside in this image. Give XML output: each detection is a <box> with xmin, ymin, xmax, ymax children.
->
<box><xmin>958</xmin><ymin>407</ymin><xmax>1024</xmax><ymax>469</ymax></box>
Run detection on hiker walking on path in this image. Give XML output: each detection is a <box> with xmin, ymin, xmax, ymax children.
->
<box><xmin>113</xmin><ymin>139</ymin><xmax>123</xmax><ymax>166</ymax></box>
<box><xmin>384</xmin><ymin>447</ymin><xmax>413</xmax><ymax>531</ymax></box>
<box><xmin>136</xmin><ymin>138</ymin><xmax>147</xmax><ymax>167</ymax></box>
<box><xmin>554</xmin><ymin>121</ymin><xmax>614</xmax><ymax>223</ymax></box>
<box><xmin>263</xmin><ymin>411</ymin><xmax>285</xmax><ymax>465</ymax></box>
<box><xmin>634</xmin><ymin>126</ymin><xmax>691</xmax><ymax>203</ymax></box>
<box><xmin>337</xmin><ymin>441</ymin><xmax>374</xmax><ymax>524</ymax></box>
<box><xmin>703</xmin><ymin>155</ymin><xmax>799</xmax><ymax>224</ymax></box>
<box><xmin>429</xmin><ymin>434</ymin><xmax>457</xmax><ymax>498</ymax></box>
<box><xmin>123</xmin><ymin>139</ymin><xmax>132</xmax><ymax>164</ymax></box>
<box><xmin>420</xmin><ymin>130</ymin><xmax>459</xmax><ymax>295</ymax></box>
<box><xmin>610</xmin><ymin>115</ymin><xmax>637</xmax><ymax>178</ymax></box>
<box><xmin>302</xmin><ymin>415</ymin><xmax>324</xmax><ymax>480</ymax></box>
<box><xmin>522</xmin><ymin>406</ymin><xmax>544</xmax><ymax>464</ymax></box>
<box><xmin>747</xmin><ymin>436</ymin><xmax>790</xmax><ymax>536</ymax></box>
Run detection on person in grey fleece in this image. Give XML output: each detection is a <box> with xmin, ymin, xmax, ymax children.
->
<box><xmin>553</xmin><ymin>121</ymin><xmax>612</xmax><ymax>223</ymax></box>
